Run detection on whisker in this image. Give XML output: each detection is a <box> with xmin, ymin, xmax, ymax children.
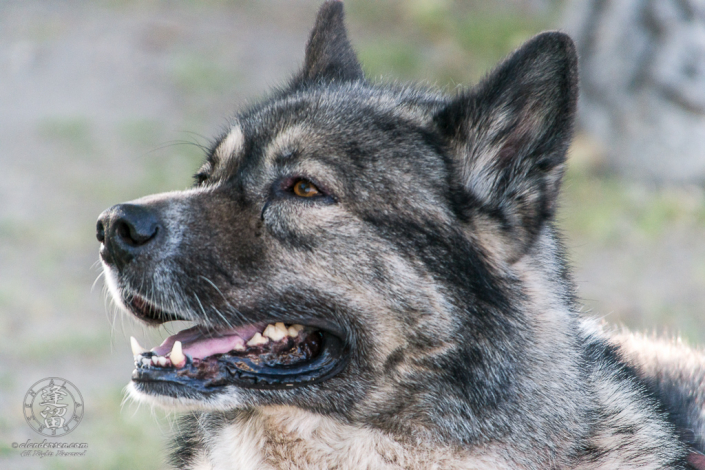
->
<box><xmin>91</xmin><ymin>270</ymin><xmax>105</xmax><ymax>292</ymax></box>
<box><xmin>199</xmin><ymin>275</ymin><xmax>245</xmax><ymax>326</ymax></box>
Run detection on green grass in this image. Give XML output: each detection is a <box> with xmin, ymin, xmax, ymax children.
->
<box><xmin>561</xmin><ymin>167</ymin><xmax>705</xmax><ymax>246</ymax></box>
<box><xmin>37</xmin><ymin>116</ymin><xmax>95</xmax><ymax>155</ymax></box>
<box><xmin>46</xmin><ymin>388</ymin><xmax>170</xmax><ymax>470</ymax></box>
<box><xmin>137</xmin><ymin>140</ymin><xmax>205</xmax><ymax>194</ymax></box>
<box><xmin>453</xmin><ymin>11</ymin><xmax>551</xmax><ymax>79</ymax></box>
<box><xmin>0</xmin><ymin>217</ymin><xmax>36</xmax><ymax>243</ymax></box>
<box><xmin>9</xmin><ymin>330</ymin><xmax>109</xmax><ymax>362</ymax></box>
<box><xmin>559</xmin><ymin>135</ymin><xmax>705</xmax><ymax>343</ymax></box>
<box><xmin>559</xmin><ymin>136</ymin><xmax>705</xmax><ymax>245</ymax></box>
<box><xmin>171</xmin><ymin>54</ymin><xmax>238</xmax><ymax>96</ymax></box>
<box><xmin>358</xmin><ymin>41</ymin><xmax>425</xmax><ymax>80</ymax></box>
<box><xmin>119</xmin><ymin>119</ymin><xmax>165</xmax><ymax>149</ymax></box>
<box><xmin>350</xmin><ymin>0</ymin><xmax>556</xmax><ymax>84</ymax></box>
<box><xmin>0</xmin><ymin>441</ymin><xmax>13</xmax><ymax>458</ymax></box>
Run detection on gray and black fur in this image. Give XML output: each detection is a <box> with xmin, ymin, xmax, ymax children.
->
<box><xmin>97</xmin><ymin>2</ymin><xmax>705</xmax><ymax>469</ymax></box>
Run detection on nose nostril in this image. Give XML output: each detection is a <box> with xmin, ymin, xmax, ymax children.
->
<box><xmin>116</xmin><ymin>219</ymin><xmax>159</xmax><ymax>247</ymax></box>
<box><xmin>116</xmin><ymin>221</ymin><xmax>133</xmax><ymax>245</ymax></box>
<box><xmin>96</xmin><ymin>221</ymin><xmax>106</xmax><ymax>243</ymax></box>
<box><xmin>98</xmin><ymin>203</ymin><xmax>162</xmax><ymax>268</ymax></box>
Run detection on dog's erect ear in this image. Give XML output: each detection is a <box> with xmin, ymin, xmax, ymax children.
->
<box><xmin>295</xmin><ymin>0</ymin><xmax>363</xmax><ymax>85</ymax></box>
<box><xmin>435</xmin><ymin>32</ymin><xmax>578</xmax><ymax>260</ymax></box>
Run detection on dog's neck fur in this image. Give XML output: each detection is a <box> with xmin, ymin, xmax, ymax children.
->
<box><xmin>191</xmin><ymin>406</ymin><xmax>518</xmax><ymax>470</ymax></box>
<box><xmin>186</xmin><ymin>399</ymin><xmax>682</xmax><ymax>470</ymax></box>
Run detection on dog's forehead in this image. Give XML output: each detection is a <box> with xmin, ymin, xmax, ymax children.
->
<box><xmin>209</xmin><ymin>86</ymin><xmax>442</xmax><ymax>175</ymax></box>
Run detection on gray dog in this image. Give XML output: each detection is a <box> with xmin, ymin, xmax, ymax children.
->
<box><xmin>97</xmin><ymin>2</ymin><xmax>705</xmax><ymax>468</ymax></box>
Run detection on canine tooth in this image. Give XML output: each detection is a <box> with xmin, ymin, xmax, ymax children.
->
<box><xmin>288</xmin><ymin>324</ymin><xmax>304</xmax><ymax>337</ymax></box>
<box><xmin>247</xmin><ymin>332</ymin><xmax>268</xmax><ymax>347</ymax></box>
<box><xmin>263</xmin><ymin>323</ymin><xmax>288</xmax><ymax>342</ymax></box>
<box><xmin>130</xmin><ymin>336</ymin><xmax>147</xmax><ymax>356</ymax></box>
<box><xmin>170</xmin><ymin>341</ymin><xmax>186</xmax><ymax>368</ymax></box>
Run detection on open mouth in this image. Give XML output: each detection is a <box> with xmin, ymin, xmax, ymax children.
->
<box><xmin>127</xmin><ymin>296</ymin><xmax>349</xmax><ymax>393</ymax></box>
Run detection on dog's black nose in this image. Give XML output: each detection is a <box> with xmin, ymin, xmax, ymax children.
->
<box><xmin>97</xmin><ymin>204</ymin><xmax>162</xmax><ymax>269</ymax></box>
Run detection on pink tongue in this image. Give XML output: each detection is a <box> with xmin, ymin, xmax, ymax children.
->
<box><xmin>152</xmin><ymin>324</ymin><xmax>264</xmax><ymax>359</ymax></box>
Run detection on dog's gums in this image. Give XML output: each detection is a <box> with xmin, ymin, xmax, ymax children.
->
<box><xmin>129</xmin><ymin>322</ymin><xmax>347</xmax><ymax>391</ymax></box>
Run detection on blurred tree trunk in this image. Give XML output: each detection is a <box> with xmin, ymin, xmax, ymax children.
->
<box><xmin>564</xmin><ymin>0</ymin><xmax>705</xmax><ymax>184</ymax></box>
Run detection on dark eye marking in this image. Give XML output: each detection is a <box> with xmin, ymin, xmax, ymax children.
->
<box><xmin>193</xmin><ymin>172</ymin><xmax>209</xmax><ymax>186</ymax></box>
<box><xmin>193</xmin><ymin>160</ymin><xmax>214</xmax><ymax>187</ymax></box>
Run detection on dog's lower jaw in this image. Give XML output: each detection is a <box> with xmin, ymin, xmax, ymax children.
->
<box><xmin>127</xmin><ymin>382</ymin><xmax>246</xmax><ymax>412</ymax></box>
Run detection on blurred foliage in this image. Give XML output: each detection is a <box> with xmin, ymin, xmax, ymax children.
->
<box><xmin>562</xmin><ymin>136</ymin><xmax>705</xmax><ymax>245</ymax></box>
<box><xmin>350</xmin><ymin>0</ymin><xmax>558</xmax><ymax>85</ymax></box>
<box><xmin>37</xmin><ymin>117</ymin><xmax>95</xmax><ymax>155</ymax></box>
<box><xmin>170</xmin><ymin>54</ymin><xmax>238</xmax><ymax>96</ymax></box>
<box><xmin>561</xmin><ymin>136</ymin><xmax>705</xmax><ymax>343</ymax></box>
<box><xmin>45</xmin><ymin>390</ymin><xmax>170</xmax><ymax>470</ymax></box>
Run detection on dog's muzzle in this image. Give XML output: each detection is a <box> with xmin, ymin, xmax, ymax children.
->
<box><xmin>96</xmin><ymin>199</ymin><xmax>351</xmax><ymax>396</ymax></box>
<box><xmin>96</xmin><ymin>203</ymin><xmax>162</xmax><ymax>270</ymax></box>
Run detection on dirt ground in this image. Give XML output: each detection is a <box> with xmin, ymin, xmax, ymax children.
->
<box><xmin>0</xmin><ymin>1</ymin><xmax>703</xmax><ymax>469</ymax></box>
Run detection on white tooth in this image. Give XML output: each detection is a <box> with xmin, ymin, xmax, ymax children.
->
<box><xmin>152</xmin><ymin>356</ymin><xmax>159</xmax><ymax>365</ymax></box>
<box><xmin>231</xmin><ymin>337</ymin><xmax>246</xmax><ymax>351</ymax></box>
<box><xmin>142</xmin><ymin>357</ymin><xmax>152</xmax><ymax>366</ymax></box>
<box><xmin>247</xmin><ymin>332</ymin><xmax>268</xmax><ymax>347</ymax></box>
<box><xmin>170</xmin><ymin>341</ymin><xmax>186</xmax><ymax>368</ymax></box>
<box><xmin>130</xmin><ymin>336</ymin><xmax>147</xmax><ymax>356</ymax></box>
<box><xmin>262</xmin><ymin>324</ymin><xmax>275</xmax><ymax>339</ymax></box>
<box><xmin>288</xmin><ymin>324</ymin><xmax>304</xmax><ymax>337</ymax></box>
<box><xmin>275</xmin><ymin>322</ymin><xmax>289</xmax><ymax>338</ymax></box>
<box><xmin>158</xmin><ymin>356</ymin><xmax>167</xmax><ymax>367</ymax></box>
<box><xmin>263</xmin><ymin>323</ymin><xmax>287</xmax><ymax>342</ymax></box>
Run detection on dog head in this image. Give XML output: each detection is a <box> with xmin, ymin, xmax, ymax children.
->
<box><xmin>97</xmin><ymin>0</ymin><xmax>578</xmax><ymax>441</ymax></box>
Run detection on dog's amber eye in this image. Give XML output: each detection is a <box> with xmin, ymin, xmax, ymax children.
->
<box><xmin>292</xmin><ymin>179</ymin><xmax>321</xmax><ymax>197</ymax></box>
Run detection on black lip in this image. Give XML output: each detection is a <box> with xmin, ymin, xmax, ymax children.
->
<box><xmin>125</xmin><ymin>294</ymin><xmax>186</xmax><ymax>325</ymax></box>
<box><xmin>132</xmin><ymin>331</ymin><xmax>349</xmax><ymax>392</ymax></box>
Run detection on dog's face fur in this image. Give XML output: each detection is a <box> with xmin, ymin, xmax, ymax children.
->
<box><xmin>98</xmin><ymin>1</ymin><xmax>582</xmax><ymax>447</ymax></box>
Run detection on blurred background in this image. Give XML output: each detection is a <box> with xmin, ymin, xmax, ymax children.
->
<box><xmin>1</xmin><ymin>1</ymin><xmax>703</xmax><ymax>468</ymax></box>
